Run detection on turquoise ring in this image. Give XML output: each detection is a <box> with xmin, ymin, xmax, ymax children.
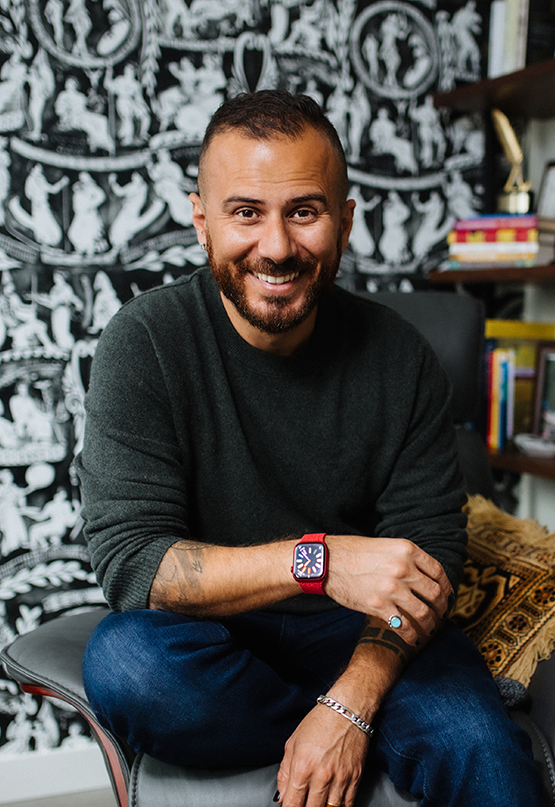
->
<box><xmin>388</xmin><ymin>614</ymin><xmax>402</xmax><ymax>629</ymax></box>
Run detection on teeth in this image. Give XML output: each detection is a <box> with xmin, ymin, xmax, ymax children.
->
<box><xmin>253</xmin><ymin>272</ymin><xmax>299</xmax><ymax>285</ymax></box>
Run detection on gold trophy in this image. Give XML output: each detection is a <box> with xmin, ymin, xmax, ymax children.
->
<box><xmin>491</xmin><ymin>107</ymin><xmax>532</xmax><ymax>214</ymax></box>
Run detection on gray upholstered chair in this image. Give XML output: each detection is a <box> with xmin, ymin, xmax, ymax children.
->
<box><xmin>2</xmin><ymin>291</ymin><xmax>555</xmax><ymax>806</ymax></box>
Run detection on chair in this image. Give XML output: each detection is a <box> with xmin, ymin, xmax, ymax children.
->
<box><xmin>2</xmin><ymin>290</ymin><xmax>555</xmax><ymax>806</ymax></box>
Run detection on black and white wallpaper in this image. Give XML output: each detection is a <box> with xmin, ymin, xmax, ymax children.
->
<box><xmin>0</xmin><ymin>0</ymin><xmax>487</xmax><ymax>755</ymax></box>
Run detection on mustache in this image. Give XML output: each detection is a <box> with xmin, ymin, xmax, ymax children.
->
<box><xmin>238</xmin><ymin>255</ymin><xmax>317</xmax><ymax>277</ymax></box>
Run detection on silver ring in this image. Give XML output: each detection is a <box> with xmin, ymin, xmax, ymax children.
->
<box><xmin>388</xmin><ymin>614</ymin><xmax>402</xmax><ymax>629</ymax></box>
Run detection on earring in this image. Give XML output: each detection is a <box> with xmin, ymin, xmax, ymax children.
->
<box><xmin>200</xmin><ymin>243</ymin><xmax>206</xmax><ymax>251</ymax></box>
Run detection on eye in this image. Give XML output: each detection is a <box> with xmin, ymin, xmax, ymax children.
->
<box><xmin>236</xmin><ymin>208</ymin><xmax>259</xmax><ymax>220</ymax></box>
<box><xmin>291</xmin><ymin>207</ymin><xmax>317</xmax><ymax>220</ymax></box>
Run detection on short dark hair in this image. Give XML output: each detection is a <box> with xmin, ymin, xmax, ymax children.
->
<box><xmin>198</xmin><ymin>89</ymin><xmax>348</xmax><ymax>202</ymax></box>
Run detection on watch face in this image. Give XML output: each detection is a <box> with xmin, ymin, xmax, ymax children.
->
<box><xmin>293</xmin><ymin>542</ymin><xmax>325</xmax><ymax>580</ymax></box>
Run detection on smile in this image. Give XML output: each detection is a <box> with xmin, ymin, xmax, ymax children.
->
<box><xmin>252</xmin><ymin>272</ymin><xmax>300</xmax><ymax>285</ymax></box>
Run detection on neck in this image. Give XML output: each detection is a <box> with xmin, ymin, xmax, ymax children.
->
<box><xmin>220</xmin><ymin>293</ymin><xmax>317</xmax><ymax>356</ymax></box>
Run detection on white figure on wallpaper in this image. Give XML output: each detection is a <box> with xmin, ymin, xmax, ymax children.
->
<box><xmin>443</xmin><ymin>169</ymin><xmax>481</xmax><ymax>219</ymax></box>
<box><xmin>27</xmin><ymin>49</ymin><xmax>56</xmax><ymax>142</ymax></box>
<box><xmin>157</xmin><ymin>56</ymin><xmax>196</xmax><ymax>131</ymax></box>
<box><xmin>0</xmin><ymin>137</ymin><xmax>11</xmax><ymax>226</ymax></box>
<box><xmin>8</xmin><ymin>164</ymin><xmax>68</xmax><ymax>247</ymax></box>
<box><xmin>348</xmin><ymin>186</ymin><xmax>380</xmax><ymax>257</ymax></box>
<box><xmin>452</xmin><ymin>0</ymin><xmax>481</xmax><ymax>75</ymax></box>
<box><xmin>283</xmin><ymin>0</ymin><xmax>329</xmax><ymax>50</ymax></box>
<box><xmin>379</xmin><ymin>191</ymin><xmax>410</xmax><ymax>264</ymax></box>
<box><xmin>435</xmin><ymin>10</ymin><xmax>457</xmax><ymax>91</ymax></box>
<box><xmin>0</xmin><ymin>52</ymin><xmax>28</xmax><ymax>121</ymax></box>
<box><xmin>108</xmin><ymin>172</ymin><xmax>164</xmax><ymax>249</ymax></box>
<box><xmin>62</xmin><ymin>722</ymin><xmax>92</xmax><ymax>748</ymax></box>
<box><xmin>0</xmin><ymin>401</ymin><xmax>18</xmax><ymax>449</ymax></box>
<box><xmin>449</xmin><ymin>115</ymin><xmax>485</xmax><ymax>163</ymax></box>
<box><xmin>369</xmin><ymin>108</ymin><xmax>417</xmax><ymax>174</ymax></box>
<box><xmin>9</xmin><ymin>381</ymin><xmax>55</xmax><ymax>444</ymax></box>
<box><xmin>346</xmin><ymin>83</ymin><xmax>371</xmax><ymax>164</ymax></box>
<box><xmin>173</xmin><ymin>54</ymin><xmax>226</xmax><ymax>140</ymax></box>
<box><xmin>0</xmin><ymin>275</ymin><xmax>56</xmax><ymax>351</ymax></box>
<box><xmin>0</xmin><ymin>469</ymin><xmax>28</xmax><ymax>556</ymax></box>
<box><xmin>411</xmin><ymin>191</ymin><xmax>454</xmax><ymax>259</ymax></box>
<box><xmin>27</xmin><ymin>271</ymin><xmax>84</xmax><ymax>351</ymax></box>
<box><xmin>379</xmin><ymin>12</ymin><xmax>409</xmax><ymax>89</ymax></box>
<box><xmin>68</xmin><ymin>173</ymin><xmax>106</xmax><ymax>256</ymax></box>
<box><xmin>65</xmin><ymin>0</ymin><xmax>93</xmax><ymax>56</ymax></box>
<box><xmin>55</xmin><ymin>77</ymin><xmax>114</xmax><ymax>154</ymax></box>
<box><xmin>89</xmin><ymin>271</ymin><xmax>122</xmax><ymax>333</ymax></box>
<box><xmin>409</xmin><ymin>95</ymin><xmax>446</xmax><ymax>167</ymax></box>
<box><xmin>148</xmin><ymin>149</ymin><xmax>194</xmax><ymax>227</ymax></box>
<box><xmin>33</xmin><ymin>700</ymin><xmax>59</xmax><ymax>751</ymax></box>
<box><xmin>189</xmin><ymin>0</ymin><xmax>256</xmax><ymax>32</ymax></box>
<box><xmin>105</xmin><ymin>65</ymin><xmax>151</xmax><ymax>146</ymax></box>
<box><xmin>163</xmin><ymin>0</ymin><xmax>193</xmax><ymax>37</ymax></box>
<box><xmin>25</xmin><ymin>489</ymin><xmax>80</xmax><ymax>550</ymax></box>
<box><xmin>0</xmin><ymin>710</ymin><xmax>33</xmax><ymax>754</ymax></box>
<box><xmin>45</xmin><ymin>0</ymin><xmax>65</xmax><ymax>47</ymax></box>
<box><xmin>404</xmin><ymin>32</ymin><xmax>433</xmax><ymax>89</ymax></box>
<box><xmin>97</xmin><ymin>0</ymin><xmax>132</xmax><ymax>56</ymax></box>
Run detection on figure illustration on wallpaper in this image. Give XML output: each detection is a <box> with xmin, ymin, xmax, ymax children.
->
<box><xmin>27</xmin><ymin>272</ymin><xmax>84</xmax><ymax>352</ymax></box>
<box><xmin>409</xmin><ymin>94</ymin><xmax>446</xmax><ymax>167</ymax></box>
<box><xmin>0</xmin><ymin>275</ymin><xmax>56</xmax><ymax>351</ymax></box>
<box><xmin>443</xmin><ymin>169</ymin><xmax>481</xmax><ymax>219</ymax></box>
<box><xmin>369</xmin><ymin>108</ymin><xmax>417</xmax><ymax>174</ymax></box>
<box><xmin>0</xmin><ymin>401</ymin><xmax>18</xmax><ymax>450</ymax></box>
<box><xmin>10</xmin><ymin>381</ymin><xmax>56</xmax><ymax>445</ymax></box>
<box><xmin>148</xmin><ymin>149</ymin><xmax>194</xmax><ymax>227</ymax></box>
<box><xmin>24</xmin><ymin>488</ymin><xmax>80</xmax><ymax>551</ymax></box>
<box><xmin>108</xmin><ymin>172</ymin><xmax>164</xmax><ymax>249</ymax></box>
<box><xmin>0</xmin><ymin>139</ymin><xmax>11</xmax><ymax>226</ymax></box>
<box><xmin>65</xmin><ymin>0</ymin><xmax>93</xmax><ymax>55</ymax></box>
<box><xmin>68</xmin><ymin>173</ymin><xmax>106</xmax><ymax>256</ymax></box>
<box><xmin>105</xmin><ymin>64</ymin><xmax>151</xmax><ymax>146</ymax></box>
<box><xmin>451</xmin><ymin>0</ymin><xmax>481</xmax><ymax>75</ymax></box>
<box><xmin>348</xmin><ymin>185</ymin><xmax>380</xmax><ymax>258</ymax></box>
<box><xmin>0</xmin><ymin>52</ymin><xmax>27</xmax><ymax>130</ymax></box>
<box><xmin>379</xmin><ymin>191</ymin><xmax>410</xmax><ymax>265</ymax></box>
<box><xmin>55</xmin><ymin>77</ymin><xmax>114</xmax><ymax>154</ymax></box>
<box><xmin>45</xmin><ymin>0</ymin><xmax>65</xmax><ymax>48</ymax></box>
<box><xmin>27</xmin><ymin>49</ymin><xmax>56</xmax><ymax>142</ymax></box>
<box><xmin>282</xmin><ymin>0</ymin><xmax>331</xmax><ymax>50</ymax></box>
<box><xmin>411</xmin><ymin>191</ymin><xmax>454</xmax><ymax>259</ymax></box>
<box><xmin>163</xmin><ymin>0</ymin><xmax>194</xmax><ymax>38</ymax></box>
<box><xmin>0</xmin><ymin>470</ymin><xmax>28</xmax><ymax>556</ymax></box>
<box><xmin>88</xmin><ymin>271</ymin><xmax>122</xmax><ymax>333</ymax></box>
<box><xmin>97</xmin><ymin>0</ymin><xmax>132</xmax><ymax>56</ymax></box>
<box><xmin>8</xmin><ymin>165</ymin><xmax>68</xmax><ymax>247</ymax></box>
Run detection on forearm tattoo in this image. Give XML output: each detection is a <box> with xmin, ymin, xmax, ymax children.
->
<box><xmin>357</xmin><ymin>624</ymin><xmax>416</xmax><ymax>665</ymax></box>
<box><xmin>149</xmin><ymin>539</ymin><xmax>207</xmax><ymax>611</ymax></box>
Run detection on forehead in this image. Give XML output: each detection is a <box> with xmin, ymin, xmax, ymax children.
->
<box><xmin>200</xmin><ymin>128</ymin><xmax>342</xmax><ymax>206</ymax></box>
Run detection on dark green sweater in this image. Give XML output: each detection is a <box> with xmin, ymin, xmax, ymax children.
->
<box><xmin>76</xmin><ymin>267</ymin><xmax>467</xmax><ymax>613</ymax></box>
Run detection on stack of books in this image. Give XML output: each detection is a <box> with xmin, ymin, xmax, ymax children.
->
<box><xmin>445</xmin><ymin>213</ymin><xmax>555</xmax><ymax>270</ymax></box>
<box><xmin>484</xmin><ymin>319</ymin><xmax>555</xmax><ymax>450</ymax></box>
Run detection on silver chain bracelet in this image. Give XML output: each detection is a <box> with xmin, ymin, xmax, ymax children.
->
<box><xmin>316</xmin><ymin>695</ymin><xmax>374</xmax><ymax>737</ymax></box>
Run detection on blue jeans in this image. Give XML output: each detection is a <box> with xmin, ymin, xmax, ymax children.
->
<box><xmin>83</xmin><ymin>607</ymin><xmax>544</xmax><ymax>806</ymax></box>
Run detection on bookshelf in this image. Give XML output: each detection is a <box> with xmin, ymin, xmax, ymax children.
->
<box><xmin>433</xmin><ymin>57</ymin><xmax>555</xmax><ymax>119</ymax></box>
<box><xmin>428</xmin><ymin>265</ymin><xmax>555</xmax><ymax>284</ymax></box>
<box><xmin>434</xmin><ymin>60</ymin><xmax>555</xmax><ymax>487</ymax></box>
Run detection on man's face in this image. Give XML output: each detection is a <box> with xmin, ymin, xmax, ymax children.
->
<box><xmin>190</xmin><ymin>127</ymin><xmax>354</xmax><ymax>353</ymax></box>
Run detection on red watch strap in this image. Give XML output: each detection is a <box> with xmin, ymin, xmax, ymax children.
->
<box><xmin>294</xmin><ymin>533</ymin><xmax>328</xmax><ymax>595</ymax></box>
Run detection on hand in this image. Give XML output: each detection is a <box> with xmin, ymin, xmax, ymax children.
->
<box><xmin>276</xmin><ymin>702</ymin><xmax>369</xmax><ymax>807</ymax></box>
<box><xmin>325</xmin><ymin>535</ymin><xmax>452</xmax><ymax>645</ymax></box>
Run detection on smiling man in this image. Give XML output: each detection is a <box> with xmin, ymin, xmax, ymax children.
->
<box><xmin>77</xmin><ymin>91</ymin><xmax>544</xmax><ymax>807</ymax></box>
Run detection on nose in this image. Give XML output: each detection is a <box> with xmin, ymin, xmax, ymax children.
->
<box><xmin>257</xmin><ymin>216</ymin><xmax>296</xmax><ymax>264</ymax></box>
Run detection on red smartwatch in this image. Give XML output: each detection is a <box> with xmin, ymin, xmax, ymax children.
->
<box><xmin>291</xmin><ymin>533</ymin><xmax>328</xmax><ymax>595</ymax></box>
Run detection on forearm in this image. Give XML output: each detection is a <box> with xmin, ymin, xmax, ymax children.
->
<box><xmin>148</xmin><ymin>537</ymin><xmax>300</xmax><ymax>616</ymax></box>
<box><xmin>325</xmin><ymin>613</ymin><xmax>440</xmax><ymax>725</ymax></box>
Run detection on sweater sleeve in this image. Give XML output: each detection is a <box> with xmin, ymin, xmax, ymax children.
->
<box><xmin>372</xmin><ymin>336</ymin><xmax>468</xmax><ymax>594</ymax></box>
<box><xmin>76</xmin><ymin>309</ymin><xmax>189</xmax><ymax>612</ymax></box>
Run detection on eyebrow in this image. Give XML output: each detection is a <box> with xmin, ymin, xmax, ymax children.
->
<box><xmin>222</xmin><ymin>193</ymin><xmax>330</xmax><ymax>208</ymax></box>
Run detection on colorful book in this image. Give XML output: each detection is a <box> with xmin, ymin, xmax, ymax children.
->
<box><xmin>448</xmin><ymin>228</ymin><xmax>538</xmax><ymax>243</ymax></box>
<box><xmin>454</xmin><ymin>214</ymin><xmax>539</xmax><ymax>231</ymax></box>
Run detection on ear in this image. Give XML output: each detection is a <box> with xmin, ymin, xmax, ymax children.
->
<box><xmin>189</xmin><ymin>192</ymin><xmax>207</xmax><ymax>247</ymax></box>
<box><xmin>340</xmin><ymin>198</ymin><xmax>356</xmax><ymax>253</ymax></box>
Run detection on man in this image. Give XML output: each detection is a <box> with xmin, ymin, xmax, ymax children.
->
<box><xmin>77</xmin><ymin>91</ymin><xmax>543</xmax><ymax>807</ymax></box>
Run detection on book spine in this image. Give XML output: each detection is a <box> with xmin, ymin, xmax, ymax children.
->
<box><xmin>448</xmin><ymin>228</ymin><xmax>538</xmax><ymax>243</ymax></box>
<box><xmin>454</xmin><ymin>214</ymin><xmax>538</xmax><ymax>231</ymax></box>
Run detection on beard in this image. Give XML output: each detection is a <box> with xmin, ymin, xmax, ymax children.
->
<box><xmin>206</xmin><ymin>232</ymin><xmax>342</xmax><ymax>335</ymax></box>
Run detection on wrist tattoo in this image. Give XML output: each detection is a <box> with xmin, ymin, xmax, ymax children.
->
<box><xmin>150</xmin><ymin>539</ymin><xmax>206</xmax><ymax>610</ymax></box>
<box><xmin>357</xmin><ymin>625</ymin><xmax>414</xmax><ymax>664</ymax></box>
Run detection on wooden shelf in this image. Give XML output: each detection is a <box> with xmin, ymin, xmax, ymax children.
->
<box><xmin>434</xmin><ymin>58</ymin><xmax>555</xmax><ymax>119</ymax></box>
<box><xmin>428</xmin><ymin>264</ymin><xmax>555</xmax><ymax>284</ymax></box>
<box><xmin>489</xmin><ymin>448</ymin><xmax>555</xmax><ymax>481</ymax></box>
